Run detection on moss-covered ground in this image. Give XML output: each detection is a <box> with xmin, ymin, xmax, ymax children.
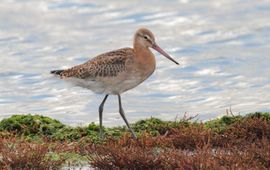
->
<box><xmin>0</xmin><ymin>112</ymin><xmax>269</xmax><ymax>169</ymax></box>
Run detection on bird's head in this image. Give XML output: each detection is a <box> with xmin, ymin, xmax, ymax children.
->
<box><xmin>134</xmin><ymin>28</ymin><xmax>179</xmax><ymax>65</ymax></box>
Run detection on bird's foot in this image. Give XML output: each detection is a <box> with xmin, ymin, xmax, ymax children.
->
<box><xmin>99</xmin><ymin>130</ymin><xmax>104</xmax><ymax>140</ymax></box>
<box><xmin>130</xmin><ymin>129</ymin><xmax>137</xmax><ymax>139</ymax></box>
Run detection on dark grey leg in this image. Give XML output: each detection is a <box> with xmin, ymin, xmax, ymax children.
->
<box><xmin>118</xmin><ymin>94</ymin><xmax>137</xmax><ymax>139</ymax></box>
<box><xmin>99</xmin><ymin>94</ymin><xmax>109</xmax><ymax>139</ymax></box>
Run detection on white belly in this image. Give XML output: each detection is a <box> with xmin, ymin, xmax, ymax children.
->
<box><xmin>65</xmin><ymin>73</ymin><xmax>147</xmax><ymax>95</ymax></box>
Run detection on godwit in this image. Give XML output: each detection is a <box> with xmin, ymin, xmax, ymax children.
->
<box><xmin>51</xmin><ymin>28</ymin><xmax>179</xmax><ymax>139</ymax></box>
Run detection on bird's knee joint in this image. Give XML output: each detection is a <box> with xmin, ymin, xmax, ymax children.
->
<box><xmin>99</xmin><ymin>107</ymin><xmax>103</xmax><ymax>113</ymax></box>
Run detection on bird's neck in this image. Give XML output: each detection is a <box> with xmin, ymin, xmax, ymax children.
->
<box><xmin>134</xmin><ymin>43</ymin><xmax>148</xmax><ymax>54</ymax></box>
<box><xmin>134</xmin><ymin>43</ymin><xmax>154</xmax><ymax>61</ymax></box>
<box><xmin>133</xmin><ymin>43</ymin><xmax>156</xmax><ymax>76</ymax></box>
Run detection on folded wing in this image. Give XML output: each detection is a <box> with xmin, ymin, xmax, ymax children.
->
<box><xmin>59</xmin><ymin>48</ymin><xmax>134</xmax><ymax>80</ymax></box>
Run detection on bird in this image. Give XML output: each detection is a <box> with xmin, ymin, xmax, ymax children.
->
<box><xmin>51</xmin><ymin>28</ymin><xmax>179</xmax><ymax>139</ymax></box>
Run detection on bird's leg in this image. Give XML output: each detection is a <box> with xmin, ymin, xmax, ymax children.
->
<box><xmin>118</xmin><ymin>94</ymin><xmax>137</xmax><ymax>139</ymax></box>
<box><xmin>99</xmin><ymin>94</ymin><xmax>109</xmax><ymax>139</ymax></box>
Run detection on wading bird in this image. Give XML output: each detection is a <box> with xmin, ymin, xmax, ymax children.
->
<box><xmin>51</xmin><ymin>28</ymin><xmax>179</xmax><ymax>139</ymax></box>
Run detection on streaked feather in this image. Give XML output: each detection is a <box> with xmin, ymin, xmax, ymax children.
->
<box><xmin>59</xmin><ymin>48</ymin><xmax>134</xmax><ymax>79</ymax></box>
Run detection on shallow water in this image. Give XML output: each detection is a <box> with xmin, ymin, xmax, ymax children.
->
<box><xmin>0</xmin><ymin>0</ymin><xmax>270</xmax><ymax>126</ymax></box>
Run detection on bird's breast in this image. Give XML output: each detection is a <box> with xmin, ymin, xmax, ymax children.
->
<box><xmin>133</xmin><ymin>50</ymin><xmax>156</xmax><ymax>81</ymax></box>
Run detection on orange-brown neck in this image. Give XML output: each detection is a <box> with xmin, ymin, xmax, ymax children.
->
<box><xmin>133</xmin><ymin>42</ymin><xmax>156</xmax><ymax>78</ymax></box>
<box><xmin>134</xmin><ymin>42</ymin><xmax>155</xmax><ymax>62</ymax></box>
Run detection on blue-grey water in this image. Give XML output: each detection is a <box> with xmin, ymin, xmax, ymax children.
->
<box><xmin>0</xmin><ymin>0</ymin><xmax>270</xmax><ymax>126</ymax></box>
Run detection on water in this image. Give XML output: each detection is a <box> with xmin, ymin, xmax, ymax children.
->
<box><xmin>0</xmin><ymin>0</ymin><xmax>270</xmax><ymax>126</ymax></box>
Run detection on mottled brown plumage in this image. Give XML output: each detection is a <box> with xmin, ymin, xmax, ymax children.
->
<box><xmin>60</xmin><ymin>48</ymin><xmax>133</xmax><ymax>79</ymax></box>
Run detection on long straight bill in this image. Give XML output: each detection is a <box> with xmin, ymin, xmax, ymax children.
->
<box><xmin>152</xmin><ymin>43</ymin><xmax>179</xmax><ymax>65</ymax></box>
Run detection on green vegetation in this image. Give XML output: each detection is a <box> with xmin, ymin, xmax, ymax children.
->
<box><xmin>0</xmin><ymin>114</ymin><xmax>64</xmax><ymax>136</ymax></box>
<box><xmin>205</xmin><ymin>112</ymin><xmax>270</xmax><ymax>132</ymax></box>
<box><xmin>0</xmin><ymin>112</ymin><xmax>269</xmax><ymax>141</ymax></box>
<box><xmin>0</xmin><ymin>112</ymin><xmax>269</xmax><ymax>169</ymax></box>
<box><xmin>204</xmin><ymin>115</ymin><xmax>242</xmax><ymax>132</ymax></box>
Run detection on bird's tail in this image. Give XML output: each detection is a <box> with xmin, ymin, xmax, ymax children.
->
<box><xmin>50</xmin><ymin>70</ymin><xmax>64</xmax><ymax>75</ymax></box>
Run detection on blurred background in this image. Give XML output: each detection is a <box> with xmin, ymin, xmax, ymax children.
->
<box><xmin>0</xmin><ymin>0</ymin><xmax>269</xmax><ymax>126</ymax></box>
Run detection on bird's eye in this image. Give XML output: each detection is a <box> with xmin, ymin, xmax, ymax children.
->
<box><xmin>143</xmin><ymin>36</ymin><xmax>148</xmax><ymax>39</ymax></box>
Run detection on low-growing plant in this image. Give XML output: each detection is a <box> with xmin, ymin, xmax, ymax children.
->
<box><xmin>0</xmin><ymin>114</ymin><xmax>65</xmax><ymax>137</ymax></box>
<box><xmin>0</xmin><ymin>112</ymin><xmax>269</xmax><ymax>169</ymax></box>
<box><xmin>0</xmin><ymin>138</ymin><xmax>70</xmax><ymax>169</ymax></box>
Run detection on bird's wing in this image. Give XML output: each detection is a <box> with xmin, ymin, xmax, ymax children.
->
<box><xmin>60</xmin><ymin>48</ymin><xmax>134</xmax><ymax>79</ymax></box>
